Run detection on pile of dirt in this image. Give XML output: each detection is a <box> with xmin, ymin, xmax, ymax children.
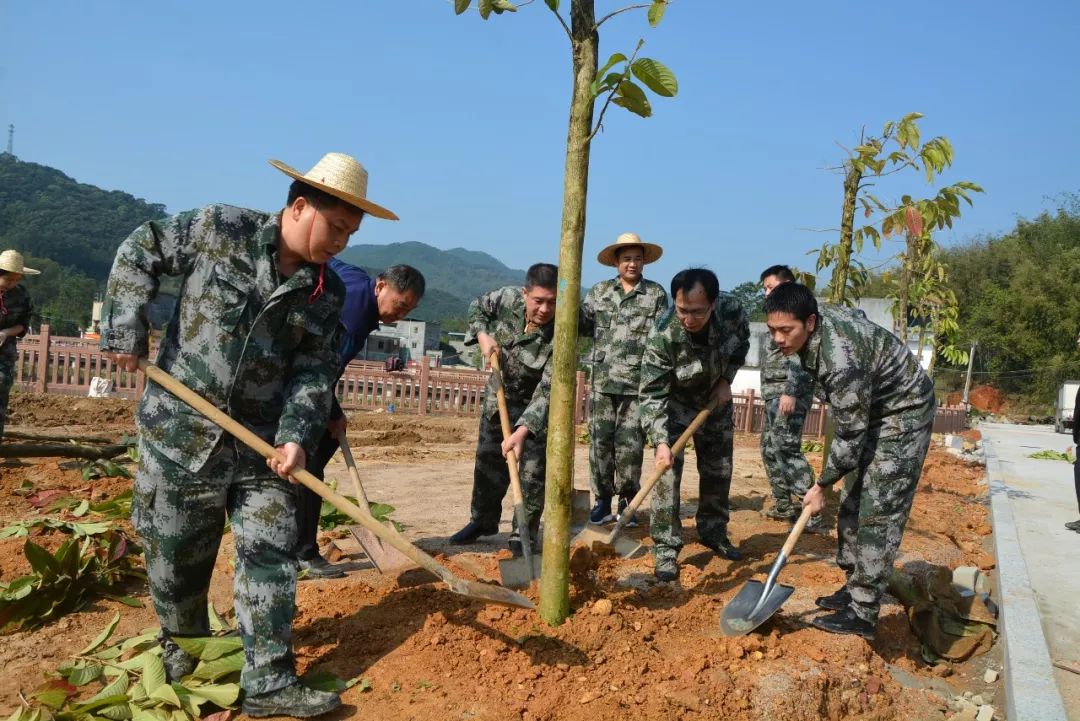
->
<box><xmin>966</xmin><ymin>386</ymin><xmax>1004</xmax><ymax>414</ymax></box>
<box><xmin>348</xmin><ymin>413</ymin><xmax>474</xmax><ymax>445</ymax></box>
<box><xmin>7</xmin><ymin>394</ymin><xmax>137</xmax><ymax>432</ymax></box>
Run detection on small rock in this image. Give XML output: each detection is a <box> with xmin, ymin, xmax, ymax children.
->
<box><xmin>963</xmin><ymin>691</ymin><xmax>974</xmax><ymax>700</ymax></box>
<box><xmin>931</xmin><ymin>663</ymin><xmax>953</xmax><ymax>677</ymax></box>
<box><xmin>752</xmin><ymin>651</ymin><xmax>764</xmax><ymax>661</ymax></box>
<box><xmin>579</xmin><ymin>691</ymin><xmax>600</xmax><ymax>705</ymax></box>
<box><xmin>983</xmin><ymin>668</ymin><xmax>998</xmax><ymax>683</ymax></box>
<box><xmin>976</xmin><ymin>705</ymin><xmax>995</xmax><ymax>721</ymax></box>
<box><xmin>865</xmin><ymin>676</ymin><xmax>882</xmax><ymax>695</ymax></box>
<box><xmin>591</xmin><ymin>599</ymin><xmax>613</xmax><ymax>616</ymax></box>
<box><xmin>971</xmin><ymin>694</ymin><xmax>985</xmax><ymax>706</ymax></box>
<box><xmin>953</xmin><ymin>706</ymin><xmax>978</xmax><ymax>721</ymax></box>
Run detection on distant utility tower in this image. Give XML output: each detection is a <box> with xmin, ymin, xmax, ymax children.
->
<box><xmin>4</xmin><ymin>124</ymin><xmax>12</xmax><ymax>155</ymax></box>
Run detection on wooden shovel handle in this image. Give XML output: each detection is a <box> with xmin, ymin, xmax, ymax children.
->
<box><xmin>782</xmin><ymin>505</ymin><xmax>814</xmax><ymax>558</ymax></box>
<box><xmin>337</xmin><ymin>434</ymin><xmax>372</xmax><ymax>511</ymax></box>
<box><xmin>138</xmin><ymin>360</ymin><xmax>456</xmax><ymax>586</ymax></box>
<box><xmin>488</xmin><ymin>352</ymin><xmax>526</xmax><ymax>503</ymax></box>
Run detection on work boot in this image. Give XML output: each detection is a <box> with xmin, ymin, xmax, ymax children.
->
<box><xmin>654</xmin><ymin>556</ymin><xmax>679</xmax><ymax>583</ymax></box>
<box><xmin>159</xmin><ymin>635</ymin><xmax>197</xmax><ymax>682</ymax></box>
<box><xmin>765</xmin><ymin>499</ymin><xmax>797</xmax><ymax>521</ymax></box>
<box><xmin>590</xmin><ymin>497</ymin><xmax>612</xmax><ymax>525</ymax></box>
<box><xmin>508</xmin><ymin>529</ymin><xmax>539</xmax><ymax>558</ymax></box>
<box><xmin>449</xmin><ymin>521</ymin><xmax>498</xmax><ymax>544</ymax></box>
<box><xmin>1065</xmin><ymin>519</ymin><xmax>1080</xmax><ymax>532</ymax></box>
<box><xmin>702</xmin><ymin>536</ymin><xmax>742</xmax><ymax>561</ymax></box>
<box><xmin>242</xmin><ymin>682</ymin><xmax>341</xmax><ymax>718</ymax></box>
<box><xmin>811</xmin><ymin>606</ymin><xmax>876</xmax><ymax>640</ymax></box>
<box><xmin>616</xmin><ymin>497</ymin><xmax>638</xmax><ymax>528</ymax></box>
<box><xmin>815</xmin><ymin>585</ymin><xmax>852</xmax><ymax>611</ymax></box>
<box><xmin>297</xmin><ymin>554</ymin><xmax>345</xmax><ymax>580</ymax></box>
<box><xmin>803</xmin><ymin>513</ymin><xmax>829</xmax><ymax>535</ymax></box>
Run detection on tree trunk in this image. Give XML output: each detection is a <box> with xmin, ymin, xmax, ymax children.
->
<box><xmin>896</xmin><ymin>234</ymin><xmax>914</xmax><ymax>343</ymax></box>
<box><xmin>926</xmin><ymin>307</ymin><xmax>940</xmax><ymax>378</ymax></box>
<box><xmin>830</xmin><ymin>161</ymin><xmax>862</xmax><ymax>305</ymax></box>
<box><xmin>540</xmin><ymin>0</ymin><xmax>597</xmax><ymax>626</ymax></box>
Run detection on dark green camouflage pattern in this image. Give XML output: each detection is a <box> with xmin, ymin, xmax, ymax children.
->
<box><xmin>586</xmin><ymin>392</ymin><xmax>643</xmax><ymax>500</ymax></box>
<box><xmin>760</xmin><ymin>396</ymin><xmax>814</xmax><ymax>504</ymax></box>
<box><xmin>469</xmin><ymin>407</ymin><xmax>547</xmax><ymax>535</ymax></box>
<box><xmin>760</xmin><ymin>338</ymin><xmax>813</xmax><ymax>401</ymax></box>
<box><xmin>0</xmin><ymin>284</ymin><xmax>32</xmax><ymax>439</ymax></box>
<box><xmin>639</xmin><ymin>293</ymin><xmax>749</xmax><ymax>563</ymax></box>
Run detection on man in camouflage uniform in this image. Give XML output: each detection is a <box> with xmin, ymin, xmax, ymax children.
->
<box><xmin>764</xmin><ymin>283</ymin><xmax>935</xmax><ymax>639</ymax></box>
<box><xmin>580</xmin><ymin>232</ymin><xmax>668</xmax><ymax>525</ymax></box>
<box><xmin>639</xmin><ymin>268</ymin><xmax>750</xmax><ymax>581</ymax></box>
<box><xmin>757</xmin><ymin>264</ymin><xmax>825</xmax><ymax>532</ymax></box>
<box><xmin>101</xmin><ymin>153</ymin><xmax>397</xmax><ymax>717</ymax></box>
<box><xmin>450</xmin><ymin>263</ymin><xmax>558</xmax><ymax>553</ymax></box>
<box><xmin>0</xmin><ymin>250</ymin><xmax>38</xmax><ymax>441</ymax></box>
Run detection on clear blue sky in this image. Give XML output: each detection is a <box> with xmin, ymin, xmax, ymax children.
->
<box><xmin>2</xmin><ymin>1</ymin><xmax>1077</xmax><ymax>289</ymax></box>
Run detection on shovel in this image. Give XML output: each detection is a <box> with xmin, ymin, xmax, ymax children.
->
<box><xmin>571</xmin><ymin>399</ymin><xmax>717</xmax><ymax>558</ymax></box>
<box><xmin>719</xmin><ymin>505</ymin><xmax>813</xmax><ymax>636</ymax></box>
<box><xmin>487</xmin><ymin>352</ymin><xmax>540</xmax><ymax>589</ymax></box>
<box><xmin>338</xmin><ymin>435</ymin><xmax>413</xmax><ymax>573</ymax></box>
<box><xmin>139</xmin><ymin>360</ymin><xmax>534</xmax><ymax>610</ymax></box>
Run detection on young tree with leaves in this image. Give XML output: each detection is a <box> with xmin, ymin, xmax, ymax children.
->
<box><xmin>453</xmin><ymin>0</ymin><xmax>678</xmax><ymax>624</ymax></box>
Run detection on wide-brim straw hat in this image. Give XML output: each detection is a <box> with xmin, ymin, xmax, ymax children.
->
<box><xmin>597</xmin><ymin>232</ymin><xmax>663</xmax><ymax>267</ymax></box>
<box><xmin>0</xmin><ymin>250</ymin><xmax>40</xmax><ymax>275</ymax></box>
<box><xmin>269</xmin><ymin>152</ymin><xmax>398</xmax><ymax>220</ymax></box>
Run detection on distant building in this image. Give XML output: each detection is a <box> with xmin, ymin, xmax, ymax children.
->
<box><xmin>357</xmin><ymin>317</ymin><xmax>442</xmax><ymax>362</ymax></box>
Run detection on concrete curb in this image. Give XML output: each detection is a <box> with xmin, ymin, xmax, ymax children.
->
<box><xmin>983</xmin><ymin>439</ymin><xmax>1069</xmax><ymax>721</ymax></box>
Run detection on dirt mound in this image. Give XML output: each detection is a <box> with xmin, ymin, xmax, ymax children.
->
<box><xmin>7</xmin><ymin>394</ymin><xmax>137</xmax><ymax>431</ymax></box>
<box><xmin>348</xmin><ymin>413</ymin><xmax>473</xmax><ymax>445</ymax></box>
<box><xmin>966</xmin><ymin>385</ymin><xmax>1004</xmax><ymax>414</ymax></box>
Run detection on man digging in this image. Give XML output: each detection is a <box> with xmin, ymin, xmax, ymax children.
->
<box><xmin>764</xmin><ymin>283</ymin><xmax>935</xmax><ymax>639</ymax></box>
<box><xmin>0</xmin><ymin>250</ymin><xmax>38</xmax><ymax>443</ymax></box>
<box><xmin>639</xmin><ymin>268</ymin><xmax>750</xmax><ymax>582</ymax></box>
<box><xmin>101</xmin><ymin>152</ymin><xmax>393</xmax><ymax>717</ymax></box>
<box><xmin>450</xmin><ymin>264</ymin><xmax>558</xmax><ymax>555</ymax></box>
<box><xmin>758</xmin><ymin>264</ymin><xmax>826</xmax><ymax>534</ymax></box>
<box><xmin>579</xmin><ymin>232</ymin><xmax>668</xmax><ymax>527</ymax></box>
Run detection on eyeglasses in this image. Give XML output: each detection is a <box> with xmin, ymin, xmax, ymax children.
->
<box><xmin>674</xmin><ymin>306</ymin><xmax>711</xmax><ymax>320</ymax></box>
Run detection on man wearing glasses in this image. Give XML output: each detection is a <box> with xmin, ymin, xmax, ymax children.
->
<box><xmin>639</xmin><ymin>268</ymin><xmax>750</xmax><ymax>581</ymax></box>
<box><xmin>579</xmin><ymin>233</ymin><xmax>668</xmax><ymax>526</ymax></box>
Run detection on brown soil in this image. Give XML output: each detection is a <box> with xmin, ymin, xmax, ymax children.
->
<box><xmin>0</xmin><ymin>402</ymin><xmax>996</xmax><ymax>720</ymax></box>
<box><xmin>965</xmin><ymin>386</ymin><xmax>1004</xmax><ymax>414</ymax></box>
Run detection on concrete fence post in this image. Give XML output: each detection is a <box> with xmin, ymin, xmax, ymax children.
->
<box><xmin>35</xmin><ymin>324</ymin><xmax>51</xmax><ymax>393</ymax></box>
<box><xmin>418</xmin><ymin>356</ymin><xmax>430</xmax><ymax>415</ymax></box>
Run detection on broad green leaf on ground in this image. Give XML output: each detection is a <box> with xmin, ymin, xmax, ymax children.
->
<box><xmin>32</xmin><ymin>678</ymin><xmax>78</xmax><ymax>709</ymax></box>
<box><xmin>80</xmin><ymin>611</ymin><xmax>122</xmax><ymax>655</ymax></box>
<box><xmin>191</xmin><ymin>651</ymin><xmax>245</xmax><ymax>682</ymax></box>
<box><xmin>142</xmin><ymin>654</ymin><xmax>167</xmax><ymax>694</ymax></box>
<box><xmin>187</xmin><ymin>683</ymin><xmax>240</xmax><ymax>708</ymax></box>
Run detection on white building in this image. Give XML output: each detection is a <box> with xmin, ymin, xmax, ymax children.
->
<box><xmin>358</xmin><ymin>317</ymin><xmax>442</xmax><ymax>362</ymax></box>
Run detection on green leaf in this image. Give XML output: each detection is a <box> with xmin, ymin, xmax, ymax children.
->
<box><xmin>200</xmin><ymin>637</ymin><xmax>243</xmax><ymax>661</ymax></box>
<box><xmin>24</xmin><ymin>539</ymin><xmax>61</xmax><ymax>577</ymax></box>
<box><xmin>72</xmin><ymin>499</ymin><xmax>91</xmax><ymax>517</ymax></box>
<box><xmin>478</xmin><ymin>0</ymin><xmax>493</xmax><ymax>19</ymax></box>
<box><xmin>613</xmin><ymin>80</ymin><xmax>652</xmax><ymax>117</ymax></box>
<box><xmin>99</xmin><ymin>702</ymin><xmax>133</xmax><ymax>720</ymax></box>
<box><xmin>67</xmin><ymin>694</ymin><xmax>131</xmax><ymax>715</ymax></box>
<box><xmin>69</xmin><ymin>664</ymin><xmax>105</xmax><ymax>686</ymax></box>
<box><xmin>647</xmin><ymin>0</ymin><xmax>667</xmax><ymax>27</ymax></box>
<box><xmin>356</xmin><ymin>678</ymin><xmax>373</xmax><ymax>693</ymax></box>
<box><xmin>544</xmin><ymin>0</ymin><xmax>558</xmax><ymax>10</ymax></box>
<box><xmin>170</xmin><ymin>637</ymin><xmax>208</xmax><ymax>658</ymax></box>
<box><xmin>187</xmin><ymin>683</ymin><xmax>241</xmax><ymax>708</ymax></box>
<box><xmin>596</xmin><ymin>52</ymin><xmax>628</xmax><ymax>80</ymax></box>
<box><xmin>92</xmin><ymin>670</ymin><xmax>131</xmax><ymax>701</ymax></box>
<box><xmin>301</xmin><ymin>671</ymin><xmax>347</xmax><ymax>693</ymax></box>
<box><xmin>32</xmin><ymin>678</ymin><xmax>78</xmax><ymax>709</ymax></box>
<box><xmin>491</xmin><ymin>0</ymin><xmax>517</xmax><ymax>12</ymax></box>
<box><xmin>454</xmin><ymin>0</ymin><xmax>471</xmax><ymax>14</ymax></box>
<box><xmin>191</xmin><ymin>651</ymin><xmax>244</xmax><ymax>682</ymax></box>
<box><xmin>143</xmin><ymin>654</ymin><xmax>168</xmax><ymax>694</ymax></box>
<box><xmin>148</xmin><ymin>684</ymin><xmax>182</xmax><ymax>709</ymax></box>
<box><xmin>80</xmin><ymin>611</ymin><xmax>122</xmax><ymax>655</ymax></box>
<box><xmin>631</xmin><ymin>57</ymin><xmax>678</xmax><ymax>97</ymax></box>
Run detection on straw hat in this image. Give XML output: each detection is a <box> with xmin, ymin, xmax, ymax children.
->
<box><xmin>0</xmin><ymin>250</ymin><xmax>40</xmax><ymax>275</ymax></box>
<box><xmin>596</xmin><ymin>232</ymin><xmax>663</xmax><ymax>267</ymax></box>
<box><xmin>268</xmin><ymin>152</ymin><xmax>398</xmax><ymax>220</ymax></box>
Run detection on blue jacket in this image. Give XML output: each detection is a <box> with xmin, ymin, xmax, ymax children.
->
<box><xmin>328</xmin><ymin>257</ymin><xmax>381</xmax><ymax>418</ymax></box>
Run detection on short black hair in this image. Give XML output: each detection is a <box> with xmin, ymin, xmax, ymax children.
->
<box><xmin>378</xmin><ymin>265</ymin><xmax>426</xmax><ymax>298</ymax></box>
<box><xmin>286</xmin><ymin>179</ymin><xmax>359</xmax><ymax>214</ymax></box>
<box><xmin>760</xmin><ymin>264</ymin><xmax>796</xmax><ymax>283</ymax></box>
<box><xmin>763</xmin><ymin>282</ymin><xmax>818</xmax><ymax>322</ymax></box>
<box><xmin>670</xmin><ymin>268</ymin><xmax>719</xmax><ymax>304</ymax></box>
<box><xmin>524</xmin><ymin>263</ymin><xmax>558</xmax><ymax>290</ymax></box>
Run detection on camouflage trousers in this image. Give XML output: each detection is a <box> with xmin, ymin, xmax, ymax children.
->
<box><xmin>651</xmin><ymin>402</ymin><xmax>734</xmax><ymax>564</ymax></box>
<box><xmin>134</xmin><ymin>438</ymin><xmax>298</xmax><ymax>696</ymax></box>
<box><xmin>588</xmin><ymin>392</ymin><xmax>644</xmax><ymax>500</ymax></box>
<box><xmin>836</xmin><ymin>424</ymin><xmax>932</xmax><ymax>624</ymax></box>
<box><xmin>470</xmin><ymin>408</ymin><xmax>547</xmax><ymax>536</ymax></box>
<box><xmin>0</xmin><ymin>352</ymin><xmax>13</xmax><ymax>440</ymax></box>
<box><xmin>760</xmin><ymin>396</ymin><xmax>814</xmax><ymax>503</ymax></box>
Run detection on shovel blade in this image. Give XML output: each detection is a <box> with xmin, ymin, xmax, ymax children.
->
<box><xmin>570</xmin><ymin>525</ymin><xmax>646</xmax><ymax>559</ymax></box>
<box><xmin>570</xmin><ymin>489</ymin><xmax>592</xmax><ymax>529</ymax></box>
<box><xmin>348</xmin><ymin>525</ymin><xmax>415</xmax><ymax>573</ymax></box>
<box><xmin>498</xmin><ymin>553</ymin><xmax>542</xmax><ymax>589</ymax></box>
<box><xmin>719</xmin><ymin>580</ymin><xmax>795</xmax><ymax>636</ymax></box>
<box><xmin>448</xmin><ymin>577</ymin><xmax>535</xmax><ymax>609</ymax></box>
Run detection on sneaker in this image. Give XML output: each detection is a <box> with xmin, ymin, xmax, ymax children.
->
<box><xmin>1065</xmin><ymin>519</ymin><xmax>1080</xmax><ymax>532</ymax></box>
<box><xmin>297</xmin><ymin>554</ymin><xmax>345</xmax><ymax>580</ymax></box>
<box><xmin>654</xmin><ymin>557</ymin><xmax>678</xmax><ymax>583</ymax></box>
<box><xmin>242</xmin><ymin>682</ymin><xmax>341</xmax><ymax>718</ymax></box>
<box><xmin>449</xmin><ymin>521</ymin><xmax>498</xmax><ymax>544</ymax></box>
<box><xmin>811</xmin><ymin>606</ymin><xmax>876</xmax><ymax>640</ymax></box>
<box><xmin>589</xmin><ymin>497</ymin><xmax>612</xmax><ymax>525</ymax></box>
<box><xmin>702</xmin><ymin>536</ymin><xmax>742</xmax><ymax>561</ymax></box>
<box><xmin>803</xmin><ymin>513</ymin><xmax>829</xmax><ymax>535</ymax></box>
<box><xmin>159</xmin><ymin>635</ymin><xmax>197</xmax><ymax>682</ymax></box>
<box><xmin>765</xmin><ymin>501</ymin><xmax>797</xmax><ymax>521</ymax></box>
<box><xmin>815</xmin><ymin>586</ymin><xmax>852</xmax><ymax>611</ymax></box>
<box><xmin>616</xmin><ymin>497</ymin><xmax>638</xmax><ymax>528</ymax></box>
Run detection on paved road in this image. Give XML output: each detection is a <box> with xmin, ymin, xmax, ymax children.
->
<box><xmin>981</xmin><ymin>422</ymin><xmax>1078</xmax><ymax>720</ymax></box>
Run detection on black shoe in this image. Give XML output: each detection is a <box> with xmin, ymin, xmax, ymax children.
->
<box><xmin>654</xmin><ymin>556</ymin><xmax>678</xmax><ymax>583</ymax></box>
<box><xmin>765</xmin><ymin>501</ymin><xmax>797</xmax><ymax>521</ymax></box>
<box><xmin>616</xmin><ymin>497</ymin><xmax>639</xmax><ymax>528</ymax></box>
<box><xmin>242</xmin><ymin>682</ymin><xmax>341</xmax><ymax>718</ymax></box>
<box><xmin>159</xmin><ymin>635</ymin><xmax>196</xmax><ymax>682</ymax></box>
<box><xmin>811</xmin><ymin>607</ymin><xmax>876</xmax><ymax>640</ymax></box>
<box><xmin>450</xmin><ymin>521</ymin><xmax>498</xmax><ymax>544</ymax></box>
<box><xmin>815</xmin><ymin>586</ymin><xmax>852</xmax><ymax>611</ymax></box>
<box><xmin>590</xmin><ymin>497</ymin><xmax>612</xmax><ymax>524</ymax></box>
<box><xmin>297</xmin><ymin>554</ymin><xmax>345</xmax><ymax>580</ymax></box>
<box><xmin>702</xmin><ymin>536</ymin><xmax>742</xmax><ymax>561</ymax></box>
<box><xmin>1065</xmin><ymin>519</ymin><xmax>1080</xmax><ymax>532</ymax></box>
<box><xmin>508</xmin><ymin>531</ymin><xmax>538</xmax><ymax>558</ymax></box>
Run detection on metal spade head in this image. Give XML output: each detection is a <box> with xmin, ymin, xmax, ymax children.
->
<box><xmin>718</xmin><ymin>579</ymin><xmax>795</xmax><ymax>636</ymax></box>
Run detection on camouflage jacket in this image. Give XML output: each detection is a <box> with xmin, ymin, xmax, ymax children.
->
<box><xmin>465</xmin><ymin>286</ymin><xmax>554</xmax><ymax>436</ymax></box>
<box><xmin>579</xmin><ymin>277</ymin><xmax>668</xmax><ymax>396</ymax></box>
<box><xmin>0</xmin><ymin>284</ymin><xmax>33</xmax><ymax>362</ymax></box>
<box><xmin>100</xmin><ymin>204</ymin><xmax>345</xmax><ymax>472</ymax></box>
<box><xmin>760</xmin><ymin>339</ymin><xmax>814</xmax><ymax>402</ymax></box>
<box><xmin>639</xmin><ymin>292</ymin><xmax>750</xmax><ymax>446</ymax></box>
<box><xmin>799</xmin><ymin>304</ymin><xmax>935</xmax><ymax>487</ymax></box>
